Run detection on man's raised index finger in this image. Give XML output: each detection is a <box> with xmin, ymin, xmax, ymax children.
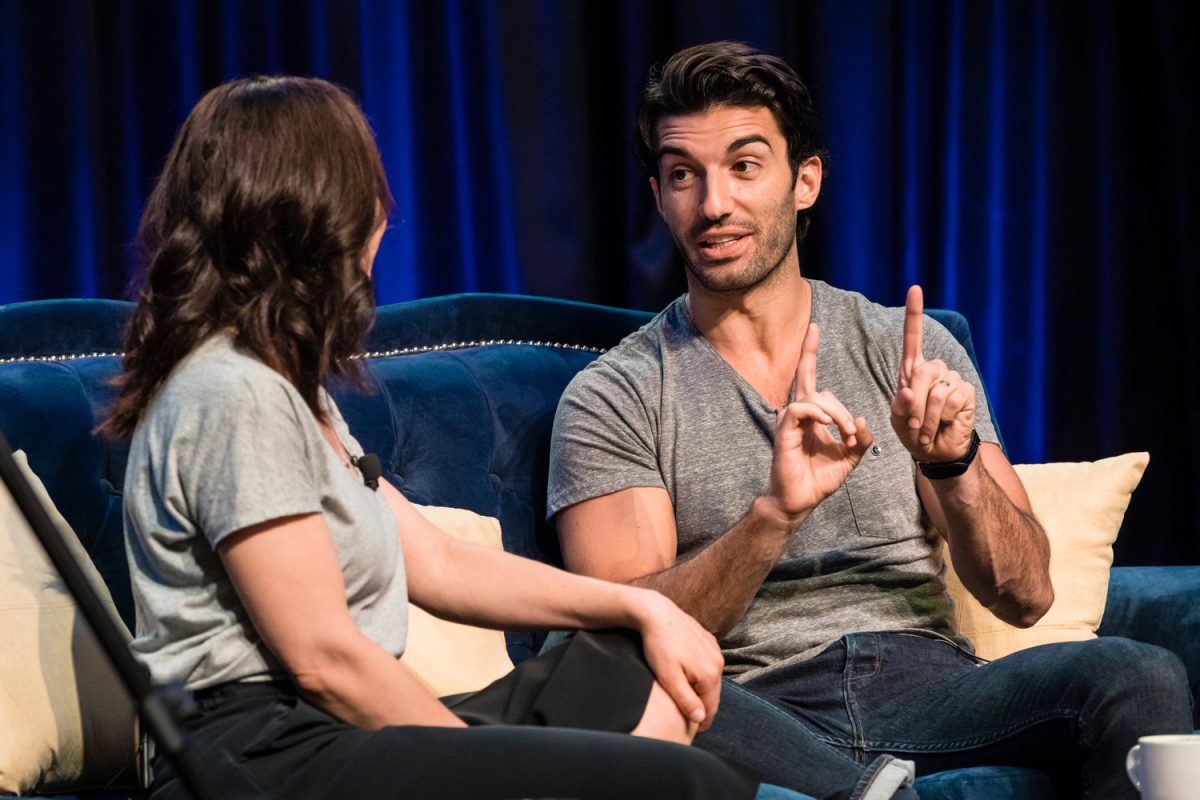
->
<box><xmin>792</xmin><ymin>323</ymin><xmax>820</xmax><ymax>402</ymax></box>
<box><xmin>902</xmin><ymin>285</ymin><xmax>925</xmax><ymax>382</ymax></box>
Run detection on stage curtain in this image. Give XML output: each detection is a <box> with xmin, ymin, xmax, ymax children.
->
<box><xmin>1</xmin><ymin>0</ymin><xmax>1195</xmax><ymax>565</ymax></box>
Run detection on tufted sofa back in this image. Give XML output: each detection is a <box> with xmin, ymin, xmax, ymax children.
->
<box><xmin>0</xmin><ymin>294</ymin><xmax>654</xmax><ymax>661</ymax></box>
<box><xmin>0</xmin><ymin>293</ymin><xmax>986</xmax><ymax>663</ymax></box>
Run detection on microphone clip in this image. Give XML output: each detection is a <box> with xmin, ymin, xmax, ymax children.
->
<box><xmin>350</xmin><ymin>453</ymin><xmax>382</xmax><ymax>491</ymax></box>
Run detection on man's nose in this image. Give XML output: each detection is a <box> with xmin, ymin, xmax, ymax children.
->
<box><xmin>699</xmin><ymin>177</ymin><xmax>733</xmax><ymax>221</ymax></box>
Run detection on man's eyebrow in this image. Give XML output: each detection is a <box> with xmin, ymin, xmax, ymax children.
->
<box><xmin>656</xmin><ymin>135</ymin><xmax>773</xmax><ymax>163</ymax></box>
<box><xmin>727</xmin><ymin>135</ymin><xmax>771</xmax><ymax>153</ymax></box>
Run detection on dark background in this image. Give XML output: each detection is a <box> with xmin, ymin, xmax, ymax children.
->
<box><xmin>1</xmin><ymin>0</ymin><xmax>1196</xmax><ymax>566</ymax></box>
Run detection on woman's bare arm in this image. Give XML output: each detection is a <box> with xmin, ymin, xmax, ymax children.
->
<box><xmin>218</xmin><ymin>513</ymin><xmax>465</xmax><ymax>729</ymax></box>
<box><xmin>382</xmin><ymin>481</ymin><xmax>724</xmax><ymax>730</ymax></box>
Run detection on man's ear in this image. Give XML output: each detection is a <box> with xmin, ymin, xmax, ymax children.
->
<box><xmin>794</xmin><ymin>156</ymin><xmax>823</xmax><ymax>212</ymax></box>
<box><xmin>650</xmin><ymin>175</ymin><xmax>664</xmax><ymax>217</ymax></box>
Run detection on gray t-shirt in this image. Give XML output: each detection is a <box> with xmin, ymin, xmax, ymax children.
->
<box><xmin>549</xmin><ymin>280</ymin><xmax>997</xmax><ymax>682</ymax></box>
<box><xmin>124</xmin><ymin>334</ymin><xmax>408</xmax><ymax>690</ymax></box>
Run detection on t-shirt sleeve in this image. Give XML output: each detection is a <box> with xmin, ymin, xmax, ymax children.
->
<box><xmin>921</xmin><ymin>318</ymin><xmax>999</xmax><ymax>446</ymax></box>
<box><xmin>165</xmin><ymin>375</ymin><xmax>325</xmax><ymax>548</ymax></box>
<box><xmin>547</xmin><ymin>361</ymin><xmax>664</xmax><ymax>520</ymax></box>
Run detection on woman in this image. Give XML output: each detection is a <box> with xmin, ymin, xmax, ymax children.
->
<box><xmin>104</xmin><ymin>75</ymin><xmax>771</xmax><ymax>799</ymax></box>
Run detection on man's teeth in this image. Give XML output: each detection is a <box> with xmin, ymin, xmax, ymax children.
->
<box><xmin>705</xmin><ymin>237</ymin><xmax>739</xmax><ymax>246</ymax></box>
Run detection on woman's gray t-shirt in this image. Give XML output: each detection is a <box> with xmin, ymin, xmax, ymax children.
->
<box><xmin>548</xmin><ymin>280</ymin><xmax>998</xmax><ymax>682</ymax></box>
<box><xmin>124</xmin><ymin>334</ymin><xmax>407</xmax><ymax>691</ymax></box>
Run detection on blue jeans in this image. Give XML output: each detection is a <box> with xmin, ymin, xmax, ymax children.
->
<box><xmin>697</xmin><ymin>678</ymin><xmax>915</xmax><ymax>800</ymax></box>
<box><xmin>697</xmin><ymin>632</ymin><xmax>1192</xmax><ymax>799</ymax></box>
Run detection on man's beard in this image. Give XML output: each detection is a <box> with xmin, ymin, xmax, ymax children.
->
<box><xmin>677</xmin><ymin>190</ymin><xmax>799</xmax><ymax>293</ymax></box>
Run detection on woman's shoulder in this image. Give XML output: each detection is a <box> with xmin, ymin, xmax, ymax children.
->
<box><xmin>151</xmin><ymin>334</ymin><xmax>307</xmax><ymax>425</ymax></box>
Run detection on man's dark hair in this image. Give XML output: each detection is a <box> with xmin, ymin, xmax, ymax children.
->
<box><xmin>634</xmin><ymin>41</ymin><xmax>825</xmax><ymax>238</ymax></box>
<box><xmin>101</xmin><ymin>75</ymin><xmax>394</xmax><ymax>438</ymax></box>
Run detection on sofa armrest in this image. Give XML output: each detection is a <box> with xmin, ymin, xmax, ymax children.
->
<box><xmin>1098</xmin><ymin>566</ymin><xmax>1200</xmax><ymax>726</ymax></box>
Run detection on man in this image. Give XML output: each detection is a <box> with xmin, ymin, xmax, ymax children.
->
<box><xmin>548</xmin><ymin>41</ymin><xmax>1191</xmax><ymax>799</ymax></box>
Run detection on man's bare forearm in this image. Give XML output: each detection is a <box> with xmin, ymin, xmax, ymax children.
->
<box><xmin>629</xmin><ymin>497</ymin><xmax>802</xmax><ymax>636</ymax></box>
<box><xmin>927</xmin><ymin>460</ymin><xmax>1053</xmax><ymax>626</ymax></box>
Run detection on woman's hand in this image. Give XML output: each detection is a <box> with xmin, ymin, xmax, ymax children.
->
<box><xmin>384</xmin><ymin>480</ymin><xmax>724</xmax><ymax>731</ymax></box>
<box><xmin>630</xmin><ymin>589</ymin><xmax>725</xmax><ymax>732</ymax></box>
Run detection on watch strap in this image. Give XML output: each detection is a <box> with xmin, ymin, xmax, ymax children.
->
<box><xmin>917</xmin><ymin>429</ymin><xmax>981</xmax><ymax>480</ymax></box>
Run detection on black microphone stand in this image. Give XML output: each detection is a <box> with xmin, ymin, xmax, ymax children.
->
<box><xmin>0</xmin><ymin>431</ymin><xmax>214</xmax><ymax>800</ymax></box>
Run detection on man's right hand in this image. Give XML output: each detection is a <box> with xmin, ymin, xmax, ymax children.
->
<box><xmin>766</xmin><ymin>323</ymin><xmax>873</xmax><ymax>524</ymax></box>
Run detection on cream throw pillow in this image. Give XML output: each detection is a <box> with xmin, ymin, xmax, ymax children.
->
<box><xmin>0</xmin><ymin>450</ymin><xmax>138</xmax><ymax>794</ymax></box>
<box><xmin>405</xmin><ymin>504</ymin><xmax>515</xmax><ymax>698</ymax></box>
<box><xmin>943</xmin><ymin>451</ymin><xmax>1149</xmax><ymax>660</ymax></box>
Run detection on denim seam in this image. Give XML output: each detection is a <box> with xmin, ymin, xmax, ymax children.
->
<box><xmin>724</xmin><ymin>683</ymin><xmax>866</xmax><ymax>773</ymax></box>
<box><xmin>841</xmin><ymin>637</ymin><xmax>869</xmax><ymax>757</ymax></box>
<box><xmin>845</xmin><ymin>644</ymin><xmax>882</xmax><ymax>685</ymax></box>
<box><xmin>859</xmin><ymin>706</ymin><xmax>1079</xmax><ymax>752</ymax></box>
<box><xmin>850</xmin><ymin>753</ymin><xmax>890</xmax><ymax>800</ymax></box>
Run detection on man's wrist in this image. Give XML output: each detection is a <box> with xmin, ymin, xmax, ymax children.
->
<box><xmin>917</xmin><ymin>429</ymin><xmax>981</xmax><ymax>480</ymax></box>
<box><xmin>753</xmin><ymin>495</ymin><xmax>810</xmax><ymax>531</ymax></box>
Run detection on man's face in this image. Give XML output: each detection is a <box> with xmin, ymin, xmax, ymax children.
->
<box><xmin>650</xmin><ymin>105</ymin><xmax>821</xmax><ymax>294</ymax></box>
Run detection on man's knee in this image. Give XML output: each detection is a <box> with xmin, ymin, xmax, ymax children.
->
<box><xmin>1073</xmin><ymin>638</ymin><xmax>1191</xmax><ymax>727</ymax></box>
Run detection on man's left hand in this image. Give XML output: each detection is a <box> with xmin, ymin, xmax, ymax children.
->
<box><xmin>890</xmin><ymin>285</ymin><xmax>976</xmax><ymax>463</ymax></box>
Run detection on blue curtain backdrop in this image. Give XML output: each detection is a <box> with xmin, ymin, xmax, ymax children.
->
<box><xmin>1</xmin><ymin>0</ymin><xmax>1196</xmax><ymax>566</ymax></box>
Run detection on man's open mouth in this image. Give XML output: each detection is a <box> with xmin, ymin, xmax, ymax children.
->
<box><xmin>697</xmin><ymin>232</ymin><xmax>749</xmax><ymax>257</ymax></box>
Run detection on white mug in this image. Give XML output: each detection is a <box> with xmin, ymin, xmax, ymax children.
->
<box><xmin>1126</xmin><ymin>734</ymin><xmax>1200</xmax><ymax>799</ymax></box>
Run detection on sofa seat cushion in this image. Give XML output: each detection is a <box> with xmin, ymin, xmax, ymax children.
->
<box><xmin>913</xmin><ymin>765</ymin><xmax>1054</xmax><ymax>798</ymax></box>
<box><xmin>1100</xmin><ymin>565</ymin><xmax>1200</xmax><ymax>728</ymax></box>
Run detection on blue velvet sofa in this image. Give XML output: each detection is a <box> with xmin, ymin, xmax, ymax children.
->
<box><xmin>1</xmin><ymin>293</ymin><xmax>1197</xmax><ymax>800</ymax></box>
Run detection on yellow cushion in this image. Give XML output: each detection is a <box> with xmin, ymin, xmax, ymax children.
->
<box><xmin>404</xmin><ymin>505</ymin><xmax>515</xmax><ymax>698</ymax></box>
<box><xmin>0</xmin><ymin>451</ymin><xmax>138</xmax><ymax>794</ymax></box>
<box><xmin>944</xmin><ymin>452</ymin><xmax>1149</xmax><ymax>660</ymax></box>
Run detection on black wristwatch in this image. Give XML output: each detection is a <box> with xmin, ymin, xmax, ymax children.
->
<box><xmin>917</xmin><ymin>429</ymin><xmax>981</xmax><ymax>479</ymax></box>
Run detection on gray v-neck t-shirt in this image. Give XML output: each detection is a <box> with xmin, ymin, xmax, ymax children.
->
<box><xmin>124</xmin><ymin>334</ymin><xmax>407</xmax><ymax>691</ymax></box>
<box><xmin>549</xmin><ymin>280</ymin><xmax>997</xmax><ymax>682</ymax></box>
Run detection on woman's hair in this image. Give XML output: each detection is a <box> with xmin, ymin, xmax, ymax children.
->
<box><xmin>101</xmin><ymin>75</ymin><xmax>393</xmax><ymax>439</ymax></box>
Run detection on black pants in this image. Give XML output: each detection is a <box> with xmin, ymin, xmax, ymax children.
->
<box><xmin>152</xmin><ymin>630</ymin><xmax>759</xmax><ymax>799</ymax></box>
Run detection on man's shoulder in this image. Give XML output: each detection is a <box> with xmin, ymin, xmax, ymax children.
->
<box><xmin>810</xmin><ymin>280</ymin><xmax>908</xmax><ymax>373</ymax></box>
<box><xmin>565</xmin><ymin>296</ymin><xmax>688</xmax><ymax>394</ymax></box>
<box><xmin>813</xmin><ymin>280</ymin><xmax>904</xmax><ymax>335</ymax></box>
<box><xmin>813</xmin><ymin>280</ymin><xmax>965</xmax><ymax>357</ymax></box>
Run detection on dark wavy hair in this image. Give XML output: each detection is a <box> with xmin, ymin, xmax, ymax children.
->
<box><xmin>633</xmin><ymin>41</ymin><xmax>825</xmax><ymax>238</ymax></box>
<box><xmin>101</xmin><ymin>75</ymin><xmax>393</xmax><ymax>439</ymax></box>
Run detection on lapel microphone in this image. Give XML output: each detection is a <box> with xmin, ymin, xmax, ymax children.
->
<box><xmin>351</xmin><ymin>453</ymin><xmax>382</xmax><ymax>491</ymax></box>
